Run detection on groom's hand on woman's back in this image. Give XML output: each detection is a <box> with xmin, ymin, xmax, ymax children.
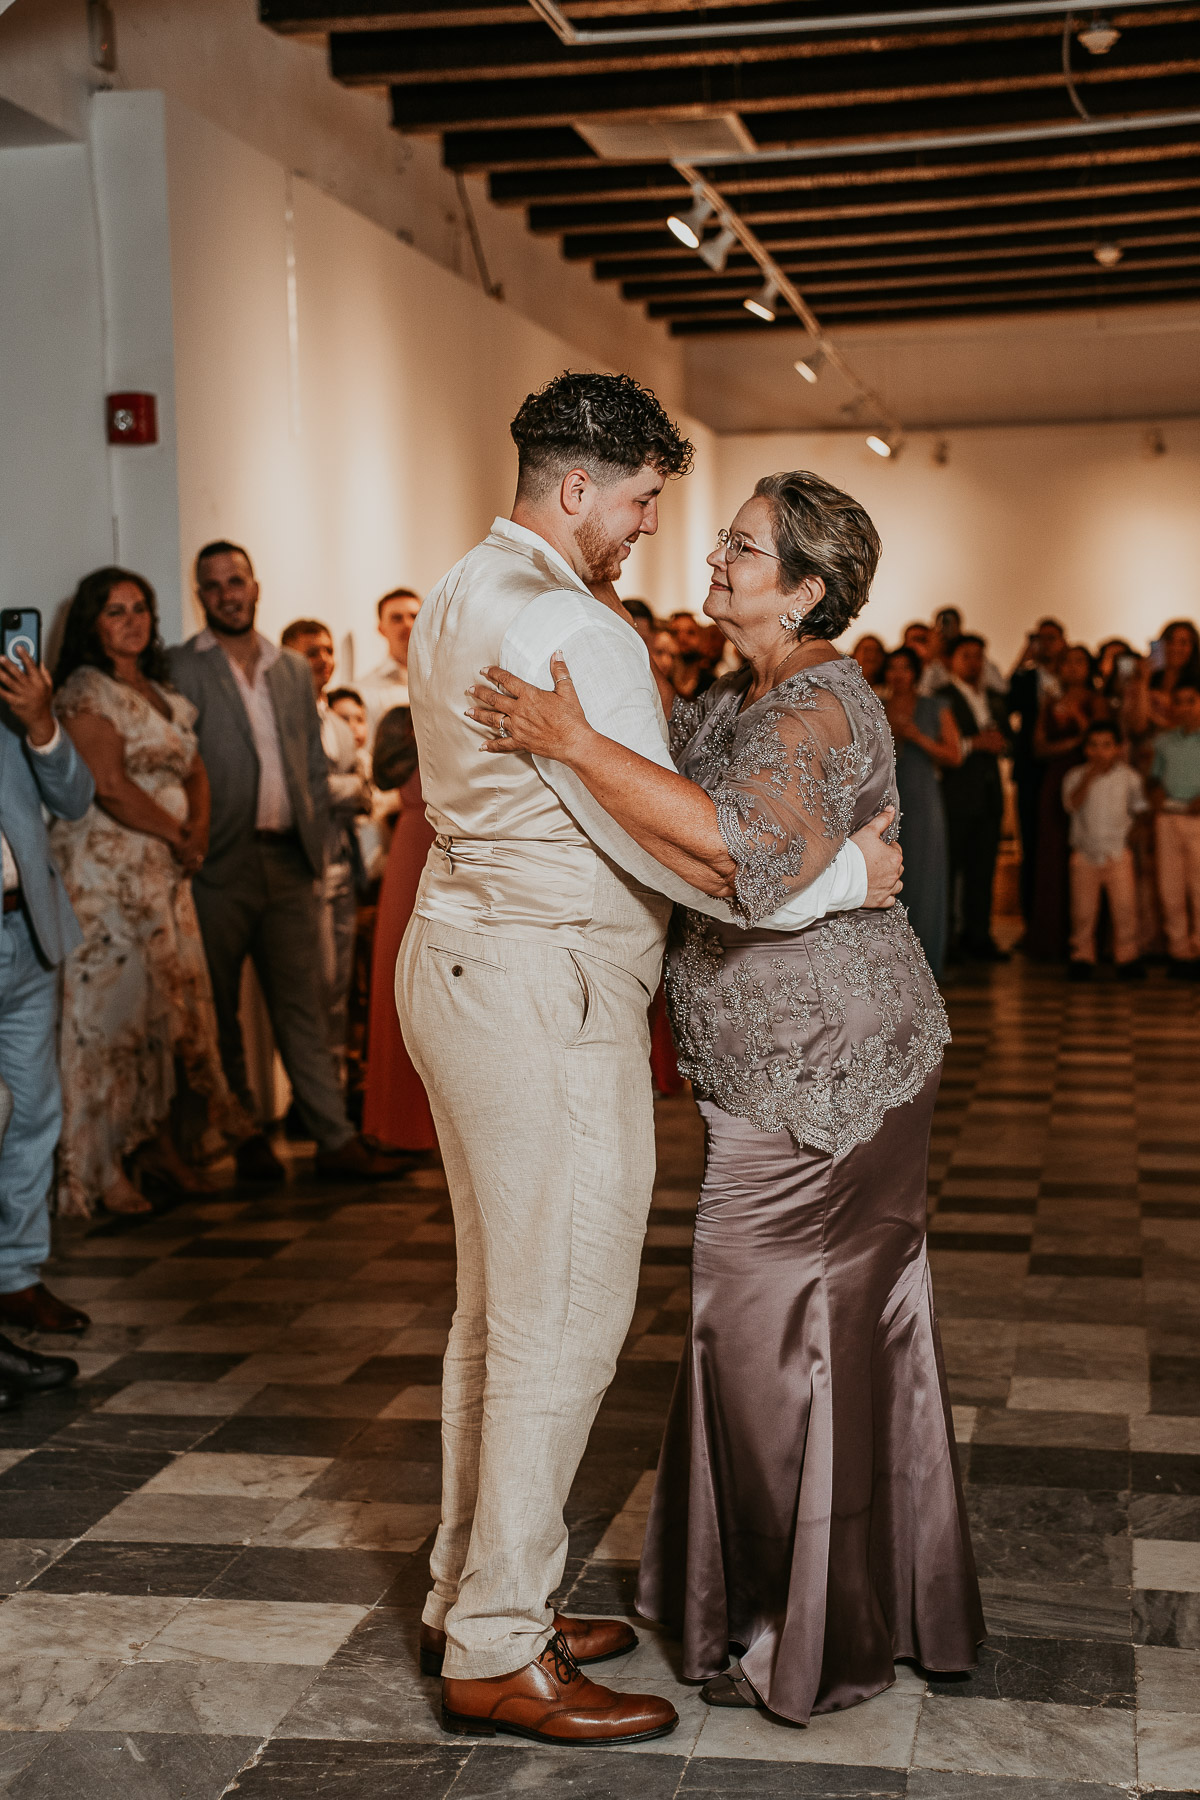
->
<box><xmin>853</xmin><ymin>807</ymin><xmax>903</xmax><ymax>908</ymax></box>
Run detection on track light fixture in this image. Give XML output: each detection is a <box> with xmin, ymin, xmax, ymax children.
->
<box><xmin>697</xmin><ymin>224</ymin><xmax>738</xmax><ymax>272</ymax></box>
<box><xmin>793</xmin><ymin>347</ymin><xmax>826</xmax><ymax>384</ymax></box>
<box><xmin>1093</xmin><ymin>241</ymin><xmax>1123</xmax><ymax>267</ymax></box>
<box><xmin>865</xmin><ymin>434</ymin><xmax>893</xmax><ymax>458</ymax></box>
<box><xmin>744</xmin><ymin>278</ymin><xmax>779</xmax><ymax>322</ymax></box>
<box><xmin>1078</xmin><ymin>15</ymin><xmax>1120</xmax><ymax>53</ymax></box>
<box><xmin>667</xmin><ymin>189</ymin><xmax>714</xmax><ymax>249</ymax></box>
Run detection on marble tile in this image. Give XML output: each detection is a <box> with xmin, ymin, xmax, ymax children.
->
<box><xmin>378</xmin><ymin>1385</ymin><xmax>443</xmax><ymax>1419</ymax></box>
<box><xmin>271</xmin><ymin>1662</ymin><xmax>446</xmax><ymax>1742</ymax></box>
<box><xmin>976</xmin><ymin>1581</ymin><xmax>1131</xmax><ymax>1642</ymax></box>
<box><xmin>203</xmin><ymin>1547</ymin><xmax>405</xmax><ymax>1606</ymax></box>
<box><xmin>236</xmin><ymin>1382</ymin><xmax>398</xmax><ymax>1418</ymax></box>
<box><xmin>1132</xmin><ymin>1415</ymin><xmax>1200</xmax><ymax>1454</ymax></box>
<box><xmin>968</xmin><ymin>1527</ymin><xmax>1129</xmax><ymax>1589</ymax></box>
<box><xmin>142</xmin><ymin>1451</ymin><xmax>330</xmax><ymax>1500</ymax></box>
<box><xmin>0</xmin><ymin>1540</ymin><xmax>71</xmax><ymax>1593</ymax></box>
<box><xmin>1006</xmin><ymin>1378</ymin><xmax>1149</xmax><ymax>1417</ymax></box>
<box><xmin>692</xmin><ymin>1689</ymin><xmax>922</xmax><ymax>1768</ymax></box>
<box><xmin>1135</xmin><ymin>1710</ymin><xmax>1200</xmax><ymax>1788</ymax></box>
<box><xmin>1131</xmin><ymin>1588</ymin><xmax>1200</xmax><ymax>1650</ymax></box>
<box><xmin>0</xmin><ymin>1654</ymin><xmax>121</xmax><ymax>1730</ymax></box>
<box><xmin>1135</xmin><ymin>1643</ymin><xmax>1200</xmax><ymax>1711</ymax></box>
<box><xmin>226</xmin><ymin>1738</ymin><xmax>472</xmax><ymax>1800</ymax></box>
<box><xmin>925</xmin><ymin>1636</ymin><xmax>1133</xmax><ymax>1707</ymax></box>
<box><xmin>86</xmin><ymin>1492</ymin><xmax>288</xmax><ymax>1545</ymax></box>
<box><xmin>136</xmin><ymin>1324</ymin><xmax>286</xmax><ymax>1354</ymax></box>
<box><xmin>380</xmin><ymin>1328</ymin><xmax>451</xmax><ymax>1356</ymax></box>
<box><xmin>254</xmin><ymin>1498</ymin><xmax>440</xmax><ymax>1551</ymax></box>
<box><xmin>1130</xmin><ymin>1495</ymin><xmax>1200</xmax><ymax>1541</ymax></box>
<box><xmin>98</xmin><ymin>1381</ymin><xmax>263</xmax><ymax>1417</ymax></box>
<box><xmin>0</xmin><ymin>1592</ymin><xmax>184</xmax><ymax>1657</ymax></box>
<box><xmin>1133</xmin><ymin>1538</ymin><xmax>1200</xmax><ymax>1592</ymax></box>
<box><xmin>136</xmin><ymin>1597</ymin><xmax>366</xmax><ymax>1665</ymax></box>
<box><xmin>30</xmin><ymin>1541</ymin><xmax>239</xmax><ymax>1598</ymax></box>
<box><xmin>912</xmin><ymin>1696</ymin><xmax>1136</xmax><ymax>1781</ymax></box>
<box><xmin>5</xmin><ymin>1729</ymin><xmax>258</xmax><ymax>1800</ymax></box>
<box><xmin>593</xmin><ymin>1471</ymin><xmax>658</xmax><ymax>1561</ymax></box>
<box><xmin>971</xmin><ymin>1409</ymin><xmax>1128</xmax><ymax>1450</ymax></box>
<box><xmin>906</xmin><ymin>1774</ymin><xmax>1125</xmax><ymax>1800</ymax></box>
<box><xmin>217</xmin><ymin>1352</ymin><xmax>367</xmax><ymax>1387</ymax></box>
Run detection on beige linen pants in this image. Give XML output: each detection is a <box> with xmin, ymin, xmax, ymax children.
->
<box><xmin>1156</xmin><ymin>812</ymin><xmax>1200</xmax><ymax>961</ymax></box>
<box><xmin>1069</xmin><ymin>849</ymin><xmax>1140</xmax><ymax>964</ymax></box>
<box><xmin>397</xmin><ymin>913</ymin><xmax>657</xmax><ymax>1679</ymax></box>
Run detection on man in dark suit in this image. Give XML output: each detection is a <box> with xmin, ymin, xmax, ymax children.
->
<box><xmin>0</xmin><ymin>644</ymin><xmax>98</xmax><ymax>1360</ymax></box>
<box><xmin>938</xmin><ymin>634</ymin><xmax>1012</xmax><ymax>963</ymax></box>
<box><xmin>1007</xmin><ymin>618</ymin><xmax>1066</xmax><ymax>925</ymax></box>
<box><xmin>168</xmin><ymin>542</ymin><xmax>404</xmax><ymax>1183</ymax></box>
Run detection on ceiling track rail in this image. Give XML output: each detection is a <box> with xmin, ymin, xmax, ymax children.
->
<box><xmin>682</xmin><ymin>107</ymin><xmax>1200</xmax><ymax>164</ymax></box>
<box><xmin>526</xmin><ymin>0</ymin><xmax>1190</xmax><ymax>48</ymax></box>
<box><xmin>672</xmin><ymin>158</ymin><xmax>906</xmax><ymax>443</ymax></box>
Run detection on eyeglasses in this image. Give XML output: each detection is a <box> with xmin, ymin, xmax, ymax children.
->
<box><xmin>715</xmin><ymin>528</ymin><xmax>780</xmax><ymax>565</ymax></box>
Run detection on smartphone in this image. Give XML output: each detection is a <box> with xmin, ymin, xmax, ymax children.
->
<box><xmin>1115</xmin><ymin>653</ymin><xmax>1139</xmax><ymax>684</ymax></box>
<box><xmin>1149</xmin><ymin>637</ymin><xmax>1167</xmax><ymax>674</ymax></box>
<box><xmin>1</xmin><ymin>608</ymin><xmax>41</xmax><ymax>669</ymax></box>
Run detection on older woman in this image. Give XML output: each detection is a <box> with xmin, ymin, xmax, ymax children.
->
<box><xmin>468</xmin><ymin>472</ymin><xmax>983</xmax><ymax>1723</ymax></box>
<box><xmin>51</xmin><ymin>567</ymin><xmax>249</xmax><ymax>1215</ymax></box>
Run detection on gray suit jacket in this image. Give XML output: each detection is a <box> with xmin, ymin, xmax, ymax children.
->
<box><xmin>0</xmin><ymin>712</ymin><xmax>94</xmax><ymax>965</ymax></box>
<box><xmin>167</xmin><ymin>635</ymin><xmax>331</xmax><ymax>888</ymax></box>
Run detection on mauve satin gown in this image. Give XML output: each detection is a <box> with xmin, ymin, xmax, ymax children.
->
<box><xmin>363</xmin><ymin>757</ymin><xmax>438</xmax><ymax>1153</ymax></box>
<box><xmin>636</xmin><ymin>656</ymin><xmax>985</xmax><ymax>1723</ymax></box>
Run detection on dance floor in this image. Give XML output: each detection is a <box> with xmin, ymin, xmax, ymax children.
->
<box><xmin>0</xmin><ymin>960</ymin><xmax>1197</xmax><ymax>1797</ymax></box>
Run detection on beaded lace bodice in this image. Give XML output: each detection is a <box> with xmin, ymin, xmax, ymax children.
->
<box><xmin>666</xmin><ymin>656</ymin><xmax>950</xmax><ymax>1155</ymax></box>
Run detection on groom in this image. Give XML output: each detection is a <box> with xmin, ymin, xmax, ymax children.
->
<box><xmin>399</xmin><ymin>372</ymin><xmax>902</xmax><ymax>1744</ymax></box>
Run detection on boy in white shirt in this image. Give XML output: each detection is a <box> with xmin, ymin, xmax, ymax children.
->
<box><xmin>1062</xmin><ymin>720</ymin><xmax>1147</xmax><ymax>979</ymax></box>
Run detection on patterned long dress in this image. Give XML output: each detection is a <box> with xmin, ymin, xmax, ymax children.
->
<box><xmin>51</xmin><ymin>667</ymin><xmax>248</xmax><ymax>1216</ymax></box>
<box><xmin>636</xmin><ymin>655</ymin><xmax>983</xmax><ymax>1722</ymax></box>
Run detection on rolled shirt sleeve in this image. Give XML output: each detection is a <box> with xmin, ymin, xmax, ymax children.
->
<box><xmin>499</xmin><ymin>597</ymin><xmax>866</xmax><ymax>930</ymax></box>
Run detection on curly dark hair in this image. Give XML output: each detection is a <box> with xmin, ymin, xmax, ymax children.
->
<box><xmin>510</xmin><ymin>371</ymin><xmax>694</xmax><ymax>500</ymax></box>
<box><xmin>753</xmin><ymin>471</ymin><xmax>881</xmax><ymax>641</ymax></box>
<box><xmin>54</xmin><ymin>566</ymin><xmax>171</xmax><ymax>690</ymax></box>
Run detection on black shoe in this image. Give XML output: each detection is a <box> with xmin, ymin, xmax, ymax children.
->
<box><xmin>0</xmin><ymin>1334</ymin><xmax>77</xmax><ymax>1392</ymax></box>
<box><xmin>1116</xmin><ymin>960</ymin><xmax>1147</xmax><ymax>981</ymax></box>
<box><xmin>966</xmin><ymin>940</ymin><xmax>1011</xmax><ymax>964</ymax></box>
<box><xmin>1067</xmin><ymin>960</ymin><xmax>1094</xmax><ymax>982</ymax></box>
<box><xmin>1167</xmin><ymin>960</ymin><xmax>1198</xmax><ymax>982</ymax></box>
<box><xmin>236</xmin><ymin>1133</ymin><xmax>286</xmax><ymax>1183</ymax></box>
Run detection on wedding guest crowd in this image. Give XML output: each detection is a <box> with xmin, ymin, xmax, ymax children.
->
<box><xmin>852</xmin><ymin>606</ymin><xmax>1200</xmax><ymax>980</ymax></box>
<box><xmin>1</xmin><ymin>526</ymin><xmax>1197</xmax><ymax>1387</ymax></box>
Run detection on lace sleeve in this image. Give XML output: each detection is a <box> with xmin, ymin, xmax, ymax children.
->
<box><xmin>53</xmin><ymin>666</ymin><xmax>115</xmax><ymax>724</ymax></box>
<box><xmin>712</xmin><ymin>684</ymin><xmax>864</xmax><ymax>926</ymax></box>
<box><xmin>669</xmin><ymin>682</ymin><xmax>727</xmax><ymax>765</ymax></box>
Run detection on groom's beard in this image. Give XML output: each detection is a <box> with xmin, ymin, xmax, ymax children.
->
<box><xmin>576</xmin><ymin>513</ymin><xmax>630</xmax><ymax>584</ymax></box>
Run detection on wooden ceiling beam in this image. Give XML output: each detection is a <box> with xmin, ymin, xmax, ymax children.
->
<box><xmin>262</xmin><ymin>0</ymin><xmax>838</xmax><ymax>26</ymax></box>
<box><xmin>531</xmin><ymin>154</ymin><xmax>1200</xmax><ymax>234</ymax></box>
<box><xmin>339</xmin><ymin>11</ymin><xmax>1198</xmax><ymax>85</ymax></box>
<box><xmin>618</xmin><ymin>232</ymin><xmax>1200</xmax><ymax>297</ymax></box>
<box><xmin>387</xmin><ymin>63</ymin><xmax>1200</xmax><ymax>132</ymax></box>
<box><xmin>664</xmin><ymin>275</ymin><xmax>1200</xmax><ymax>326</ymax></box>
<box><xmin>591</xmin><ymin>198</ymin><xmax>1200</xmax><ymax>273</ymax></box>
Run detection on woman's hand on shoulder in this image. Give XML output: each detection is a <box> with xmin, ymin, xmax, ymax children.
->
<box><xmin>467</xmin><ymin>653</ymin><xmax>593</xmax><ymax>766</ymax></box>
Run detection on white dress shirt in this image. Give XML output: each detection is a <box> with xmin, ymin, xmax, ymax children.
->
<box><xmin>493</xmin><ymin>518</ymin><xmax>867</xmax><ymax>927</ymax></box>
<box><xmin>1062</xmin><ymin>762</ymin><xmax>1147</xmax><ymax>865</ymax></box>
<box><xmin>358</xmin><ymin>658</ymin><xmax>411</xmax><ymax>742</ymax></box>
<box><xmin>2</xmin><ymin>721</ymin><xmax>63</xmax><ymax>891</ymax></box>
<box><xmin>195</xmin><ymin>629</ymin><xmax>293</xmax><ymax>831</ymax></box>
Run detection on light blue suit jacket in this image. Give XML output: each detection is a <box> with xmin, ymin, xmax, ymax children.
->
<box><xmin>0</xmin><ymin>713</ymin><xmax>94</xmax><ymax>965</ymax></box>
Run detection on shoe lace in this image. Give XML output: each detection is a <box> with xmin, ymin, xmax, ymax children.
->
<box><xmin>543</xmin><ymin>1630</ymin><xmax>582</xmax><ymax>1686</ymax></box>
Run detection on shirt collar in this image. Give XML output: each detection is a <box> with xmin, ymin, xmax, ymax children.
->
<box><xmin>489</xmin><ymin>516</ymin><xmax>591</xmax><ymax>598</ymax></box>
<box><xmin>195</xmin><ymin>627</ymin><xmax>281</xmax><ymax>672</ymax></box>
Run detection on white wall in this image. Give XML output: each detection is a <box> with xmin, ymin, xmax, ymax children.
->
<box><xmin>0</xmin><ymin>143</ymin><xmax>112</xmax><ymax>638</ymax></box>
<box><xmin>714</xmin><ymin>422</ymin><xmax>1200</xmax><ymax>664</ymax></box>
<box><xmin>161</xmin><ymin>98</ymin><xmax>714</xmax><ymax>670</ymax></box>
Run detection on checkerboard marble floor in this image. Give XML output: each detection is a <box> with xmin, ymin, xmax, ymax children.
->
<box><xmin>0</xmin><ymin>959</ymin><xmax>1197</xmax><ymax>1798</ymax></box>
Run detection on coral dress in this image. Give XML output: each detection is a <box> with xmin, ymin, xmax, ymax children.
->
<box><xmin>51</xmin><ymin>668</ymin><xmax>246</xmax><ymax>1215</ymax></box>
<box><xmin>362</xmin><ymin>706</ymin><xmax>437</xmax><ymax>1151</ymax></box>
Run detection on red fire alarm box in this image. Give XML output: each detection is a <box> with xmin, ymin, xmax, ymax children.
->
<box><xmin>106</xmin><ymin>393</ymin><xmax>158</xmax><ymax>445</ymax></box>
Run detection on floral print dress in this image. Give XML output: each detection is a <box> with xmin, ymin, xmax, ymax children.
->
<box><xmin>51</xmin><ymin>667</ymin><xmax>248</xmax><ymax>1215</ymax></box>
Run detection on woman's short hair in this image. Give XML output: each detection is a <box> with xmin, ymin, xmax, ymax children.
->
<box><xmin>753</xmin><ymin>471</ymin><xmax>881</xmax><ymax>641</ymax></box>
<box><xmin>54</xmin><ymin>566</ymin><xmax>170</xmax><ymax>690</ymax></box>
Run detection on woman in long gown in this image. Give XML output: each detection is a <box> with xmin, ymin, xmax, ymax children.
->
<box><xmin>361</xmin><ymin>701</ymin><xmax>438</xmax><ymax>1152</ymax></box>
<box><xmin>884</xmin><ymin>646</ymin><xmax>961</xmax><ymax>981</ymax></box>
<box><xmin>51</xmin><ymin>568</ymin><xmax>249</xmax><ymax>1216</ymax></box>
<box><xmin>469</xmin><ymin>471</ymin><xmax>983</xmax><ymax>1723</ymax></box>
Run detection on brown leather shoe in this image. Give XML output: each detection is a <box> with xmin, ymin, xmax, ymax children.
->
<box><xmin>420</xmin><ymin>1612</ymin><xmax>636</xmax><ymax>1678</ymax></box>
<box><xmin>441</xmin><ymin>1631</ymin><xmax>676</xmax><ymax>1746</ymax></box>
<box><xmin>0</xmin><ymin>1284</ymin><xmax>90</xmax><ymax>1335</ymax></box>
<box><xmin>314</xmin><ymin>1134</ymin><xmax>415</xmax><ymax>1181</ymax></box>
